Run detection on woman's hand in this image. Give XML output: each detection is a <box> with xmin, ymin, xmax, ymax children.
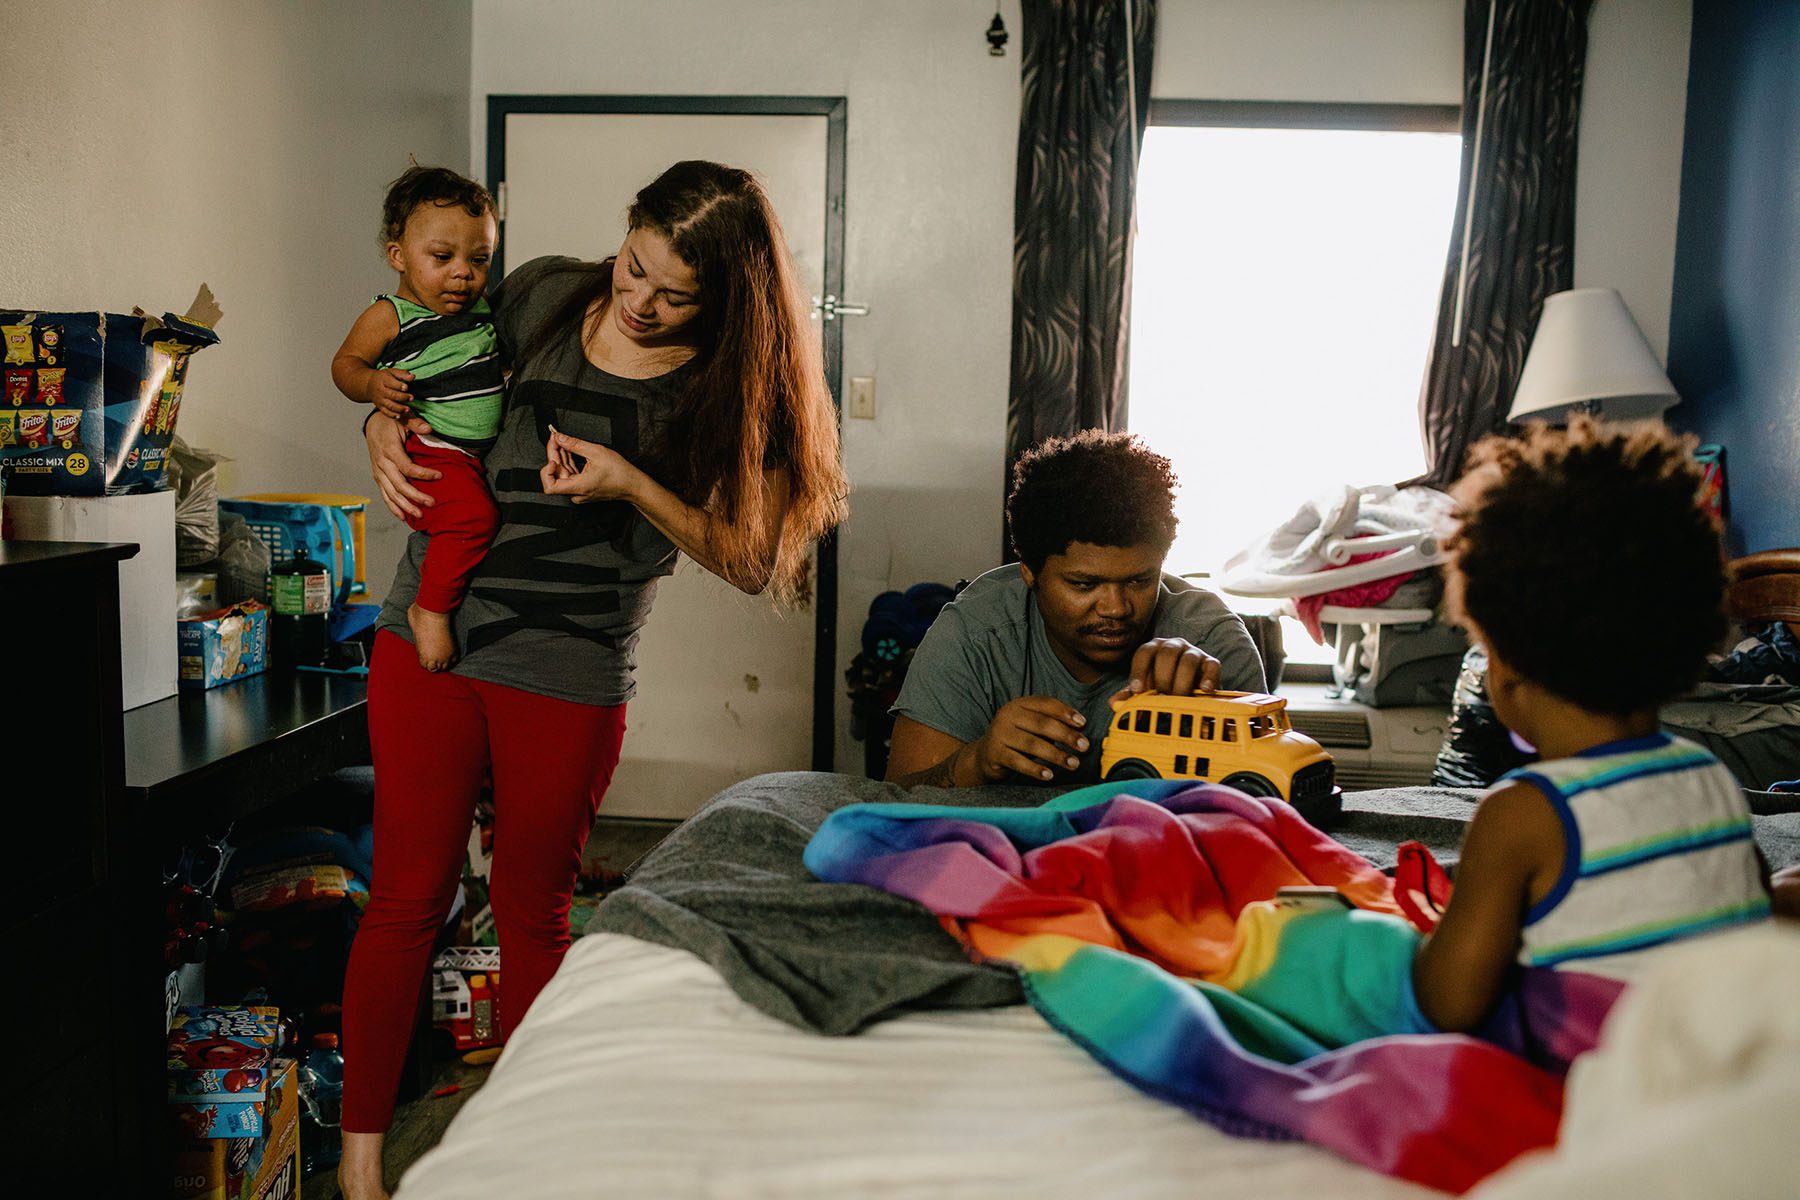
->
<box><xmin>540</xmin><ymin>427</ymin><xmax>644</xmax><ymax>505</ymax></box>
<box><xmin>365</xmin><ymin>413</ymin><xmax>440</xmax><ymax>521</ymax></box>
<box><xmin>538</xmin><ymin>425</ymin><xmax>787</xmax><ymax>594</ymax></box>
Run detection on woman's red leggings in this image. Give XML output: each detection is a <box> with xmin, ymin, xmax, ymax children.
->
<box><xmin>342</xmin><ymin>630</ymin><xmax>627</xmax><ymax>1132</ymax></box>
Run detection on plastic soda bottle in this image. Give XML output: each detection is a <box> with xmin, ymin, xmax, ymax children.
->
<box><xmin>271</xmin><ymin>548</ymin><xmax>330</xmax><ymax>668</ymax></box>
<box><xmin>300</xmin><ymin>1031</ymin><xmax>345</xmax><ymax>1171</ymax></box>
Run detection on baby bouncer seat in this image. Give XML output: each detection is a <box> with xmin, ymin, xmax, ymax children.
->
<box><xmin>1220</xmin><ymin>484</ymin><xmax>1465</xmax><ymax>706</ymax></box>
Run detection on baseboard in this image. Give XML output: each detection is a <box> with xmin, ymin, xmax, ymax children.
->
<box><xmin>1280</xmin><ymin>682</ymin><xmax>1450</xmax><ymax>790</ymax></box>
<box><xmin>593</xmin><ymin>815</ymin><xmax>684</xmax><ymax>830</ymax></box>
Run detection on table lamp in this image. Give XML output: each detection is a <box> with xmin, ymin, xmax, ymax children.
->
<box><xmin>1508</xmin><ymin>287</ymin><xmax>1680</xmax><ymax>423</ymax></box>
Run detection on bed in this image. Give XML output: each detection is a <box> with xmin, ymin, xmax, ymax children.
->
<box><xmin>395</xmin><ymin>772</ymin><xmax>1800</xmax><ymax>1198</ymax></box>
<box><xmin>398</xmin><ymin>932</ymin><xmax>1436</xmax><ymax>1199</ymax></box>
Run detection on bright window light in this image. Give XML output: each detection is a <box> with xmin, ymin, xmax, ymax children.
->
<box><xmin>1128</xmin><ymin>125</ymin><xmax>1461</xmax><ymax>662</ymax></box>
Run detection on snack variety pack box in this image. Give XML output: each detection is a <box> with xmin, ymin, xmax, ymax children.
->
<box><xmin>170</xmin><ymin>1057</ymin><xmax>300</xmax><ymax>1200</ymax></box>
<box><xmin>167</xmin><ymin>1006</ymin><xmax>281</xmax><ymax>1139</ymax></box>
<box><xmin>178</xmin><ymin>600</ymin><xmax>270</xmax><ymax>690</ymax></box>
<box><xmin>0</xmin><ymin>286</ymin><xmax>220</xmax><ymax>496</ymax></box>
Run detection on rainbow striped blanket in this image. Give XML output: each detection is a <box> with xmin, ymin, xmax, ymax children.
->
<box><xmin>804</xmin><ymin>780</ymin><xmax>1626</xmax><ymax>1194</ymax></box>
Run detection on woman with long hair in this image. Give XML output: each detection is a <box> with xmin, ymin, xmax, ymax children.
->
<box><xmin>340</xmin><ymin>160</ymin><xmax>847</xmax><ymax>1200</ymax></box>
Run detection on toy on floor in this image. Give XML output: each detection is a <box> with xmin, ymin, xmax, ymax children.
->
<box><xmin>1101</xmin><ymin>690</ymin><xmax>1338</xmax><ymax>822</ymax></box>
<box><xmin>432</xmin><ymin>946</ymin><xmax>503</xmax><ymax>1052</ymax></box>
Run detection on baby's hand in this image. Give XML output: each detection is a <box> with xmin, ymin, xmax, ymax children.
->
<box><xmin>364</xmin><ymin>368</ymin><xmax>415</xmax><ymax>418</ymax></box>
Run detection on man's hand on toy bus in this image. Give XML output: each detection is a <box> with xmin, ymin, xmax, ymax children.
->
<box><xmin>1109</xmin><ymin>637</ymin><xmax>1221</xmax><ymax>708</ymax></box>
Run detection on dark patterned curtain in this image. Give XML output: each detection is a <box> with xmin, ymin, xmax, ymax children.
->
<box><xmin>1006</xmin><ymin>0</ymin><xmax>1156</xmax><ymax>548</ymax></box>
<box><xmin>1416</xmin><ymin>0</ymin><xmax>1594</xmax><ymax>485</ymax></box>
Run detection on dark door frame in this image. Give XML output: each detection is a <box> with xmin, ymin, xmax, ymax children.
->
<box><xmin>486</xmin><ymin>93</ymin><xmax>848</xmax><ymax>772</ymax></box>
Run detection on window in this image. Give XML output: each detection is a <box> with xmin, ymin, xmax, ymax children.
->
<box><xmin>1129</xmin><ymin>102</ymin><xmax>1462</xmax><ymax>665</ymax></box>
<box><xmin>1178</xmin><ymin>713</ymin><xmax>1193</xmax><ymax>739</ymax></box>
<box><xmin>1175</xmin><ymin>754</ymin><xmax>1189</xmax><ymax>774</ymax></box>
<box><xmin>1155</xmin><ymin>710</ymin><xmax>1172</xmax><ymax>736</ymax></box>
<box><xmin>1134</xmin><ymin>710</ymin><xmax>1153</xmax><ymax>733</ymax></box>
<box><xmin>1222</xmin><ymin>719</ymin><xmax>1238</xmax><ymax>743</ymax></box>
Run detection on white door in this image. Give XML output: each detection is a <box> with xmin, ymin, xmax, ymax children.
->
<box><xmin>501</xmin><ymin>108</ymin><xmax>833</xmax><ymax>819</ymax></box>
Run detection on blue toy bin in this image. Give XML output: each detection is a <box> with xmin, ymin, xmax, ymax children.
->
<box><xmin>218</xmin><ymin>493</ymin><xmax>383</xmax><ymax>637</ymax></box>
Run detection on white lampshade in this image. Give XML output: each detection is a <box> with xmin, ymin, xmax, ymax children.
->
<box><xmin>1508</xmin><ymin>287</ymin><xmax>1680</xmax><ymax>423</ymax></box>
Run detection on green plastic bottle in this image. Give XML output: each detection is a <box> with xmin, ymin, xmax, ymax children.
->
<box><xmin>270</xmin><ymin>548</ymin><xmax>330</xmax><ymax>668</ymax></box>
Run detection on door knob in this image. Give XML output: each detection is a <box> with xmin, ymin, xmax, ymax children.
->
<box><xmin>810</xmin><ymin>294</ymin><xmax>871</xmax><ymax>321</ymax></box>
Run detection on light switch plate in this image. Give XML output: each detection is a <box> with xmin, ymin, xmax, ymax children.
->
<box><xmin>848</xmin><ymin>376</ymin><xmax>876</xmax><ymax>419</ymax></box>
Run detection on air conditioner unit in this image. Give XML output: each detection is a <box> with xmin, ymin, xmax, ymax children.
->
<box><xmin>1281</xmin><ymin>683</ymin><xmax>1449</xmax><ymax>790</ymax></box>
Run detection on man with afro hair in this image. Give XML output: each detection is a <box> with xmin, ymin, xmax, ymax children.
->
<box><xmin>1412</xmin><ymin>417</ymin><xmax>1771</xmax><ymax>1033</ymax></box>
<box><xmin>886</xmin><ymin>431</ymin><xmax>1265</xmax><ymax>789</ymax></box>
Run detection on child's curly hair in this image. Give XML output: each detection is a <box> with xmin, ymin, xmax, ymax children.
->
<box><xmin>379</xmin><ymin>163</ymin><xmax>493</xmax><ymax>247</ymax></box>
<box><xmin>1007</xmin><ymin>431</ymin><xmax>1179</xmax><ymax>572</ymax></box>
<box><xmin>1451</xmin><ymin>416</ymin><xmax>1727</xmax><ymax>714</ymax></box>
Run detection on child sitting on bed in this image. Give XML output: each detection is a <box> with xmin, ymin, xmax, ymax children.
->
<box><xmin>1411</xmin><ymin>417</ymin><xmax>1772</xmax><ymax>1032</ymax></box>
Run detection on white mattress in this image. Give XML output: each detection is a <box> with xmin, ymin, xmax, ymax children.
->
<box><xmin>397</xmin><ymin>933</ymin><xmax>1432</xmax><ymax>1199</ymax></box>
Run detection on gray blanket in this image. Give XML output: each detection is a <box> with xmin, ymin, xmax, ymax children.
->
<box><xmin>590</xmin><ymin>772</ymin><xmax>1040</xmax><ymax>1034</ymax></box>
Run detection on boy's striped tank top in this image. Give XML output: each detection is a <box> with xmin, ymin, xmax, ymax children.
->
<box><xmin>376</xmin><ymin>294</ymin><xmax>504</xmax><ymax>450</ymax></box>
<box><xmin>1510</xmin><ymin>732</ymin><xmax>1769</xmax><ymax>980</ymax></box>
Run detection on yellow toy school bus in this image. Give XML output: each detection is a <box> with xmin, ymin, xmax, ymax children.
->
<box><xmin>1100</xmin><ymin>690</ymin><xmax>1339</xmax><ymax>820</ymax></box>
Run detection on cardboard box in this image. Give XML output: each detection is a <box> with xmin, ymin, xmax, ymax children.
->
<box><xmin>0</xmin><ymin>489</ymin><xmax>178</xmax><ymax>707</ymax></box>
<box><xmin>172</xmin><ymin>1097</ymin><xmax>268</xmax><ymax>1141</ymax></box>
<box><xmin>170</xmin><ymin>1057</ymin><xmax>300</xmax><ymax>1200</ymax></box>
<box><xmin>179</xmin><ymin>601</ymin><xmax>270</xmax><ymax>690</ymax></box>
<box><xmin>0</xmin><ymin>290</ymin><xmax>218</xmax><ymax>496</ymax></box>
<box><xmin>168</xmin><ymin>1006</ymin><xmax>281</xmax><ymax>1138</ymax></box>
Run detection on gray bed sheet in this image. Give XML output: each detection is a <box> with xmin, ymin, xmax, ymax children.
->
<box><xmin>587</xmin><ymin>771</ymin><xmax>1799</xmax><ymax>1036</ymax></box>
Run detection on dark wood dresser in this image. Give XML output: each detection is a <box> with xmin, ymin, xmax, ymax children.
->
<box><xmin>2</xmin><ymin>540</ymin><xmax>155</xmax><ymax>1188</ymax></box>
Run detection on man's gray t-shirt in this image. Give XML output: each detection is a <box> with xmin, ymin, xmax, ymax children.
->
<box><xmin>891</xmin><ymin>564</ymin><xmax>1266</xmax><ymax>782</ymax></box>
<box><xmin>376</xmin><ymin>256</ymin><xmax>690</xmax><ymax>706</ymax></box>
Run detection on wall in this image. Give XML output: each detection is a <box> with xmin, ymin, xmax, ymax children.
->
<box><xmin>1575</xmin><ymin>0</ymin><xmax>1692</xmax><ymax>360</ymax></box>
<box><xmin>1667</xmin><ymin>0</ymin><xmax>1800</xmax><ymax>555</ymax></box>
<box><xmin>1152</xmin><ymin>0</ymin><xmax>1462</xmax><ymax>102</ymax></box>
<box><xmin>0</xmin><ymin>0</ymin><xmax>473</xmax><ymax>593</ymax></box>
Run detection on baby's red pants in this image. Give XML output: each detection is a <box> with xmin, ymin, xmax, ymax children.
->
<box><xmin>402</xmin><ymin>436</ymin><xmax>500</xmax><ymax>614</ymax></box>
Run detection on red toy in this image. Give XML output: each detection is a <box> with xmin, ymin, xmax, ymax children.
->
<box><xmin>431</xmin><ymin>947</ymin><xmax>503</xmax><ymax>1051</ymax></box>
